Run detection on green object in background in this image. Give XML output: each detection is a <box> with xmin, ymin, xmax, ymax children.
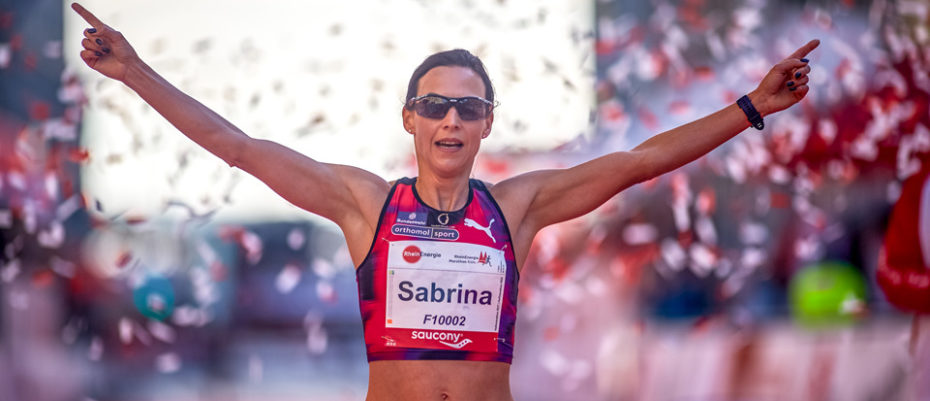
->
<box><xmin>133</xmin><ymin>275</ymin><xmax>176</xmax><ymax>321</ymax></box>
<box><xmin>789</xmin><ymin>261</ymin><xmax>867</xmax><ymax>327</ymax></box>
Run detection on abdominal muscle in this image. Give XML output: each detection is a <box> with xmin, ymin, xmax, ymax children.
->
<box><xmin>366</xmin><ymin>360</ymin><xmax>513</xmax><ymax>401</ymax></box>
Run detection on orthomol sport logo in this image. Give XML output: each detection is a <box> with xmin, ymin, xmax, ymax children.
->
<box><xmin>401</xmin><ymin>245</ymin><xmax>440</xmax><ymax>264</ymax></box>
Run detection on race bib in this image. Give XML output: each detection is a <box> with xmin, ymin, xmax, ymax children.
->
<box><xmin>384</xmin><ymin>240</ymin><xmax>506</xmax><ymax>351</ymax></box>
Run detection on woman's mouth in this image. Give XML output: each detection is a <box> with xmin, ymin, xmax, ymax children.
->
<box><xmin>435</xmin><ymin>139</ymin><xmax>464</xmax><ymax>150</ymax></box>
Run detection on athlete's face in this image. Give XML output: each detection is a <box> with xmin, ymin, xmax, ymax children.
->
<box><xmin>403</xmin><ymin>66</ymin><xmax>493</xmax><ymax>179</ymax></box>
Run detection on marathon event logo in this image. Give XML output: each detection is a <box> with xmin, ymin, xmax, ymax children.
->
<box><xmin>449</xmin><ymin>251</ymin><xmax>499</xmax><ymax>270</ymax></box>
<box><xmin>391</xmin><ymin>224</ymin><xmax>460</xmax><ymax>241</ymax></box>
<box><xmin>396</xmin><ymin>211</ymin><xmax>427</xmax><ymax>226</ymax></box>
<box><xmin>401</xmin><ymin>245</ymin><xmax>441</xmax><ymax>263</ymax></box>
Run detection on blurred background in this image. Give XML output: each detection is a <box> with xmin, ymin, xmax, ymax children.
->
<box><xmin>1</xmin><ymin>0</ymin><xmax>928</xmax><ymax>400</ymax></box>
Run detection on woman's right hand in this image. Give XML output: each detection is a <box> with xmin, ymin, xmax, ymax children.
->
<box><xmin>72</xmin><ymin>2</ymin><xmax>140</xmax><ymax>82</ymax></box>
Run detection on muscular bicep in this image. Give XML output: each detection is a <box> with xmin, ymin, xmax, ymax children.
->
<box><xmin>232</xmin><ymin>137</ymin><xmax>389</xmax><ymax>225</ymax></box>
<box><xmin>522</xmin><ymin>150</ymin><xmax>649</xmax><ymax>230</ymax></box>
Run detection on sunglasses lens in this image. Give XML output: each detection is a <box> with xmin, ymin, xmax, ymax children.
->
<box><xmin>415</xmin><ymin>96</ymin><xmax>452</xmax><ymax>119</ymax></box>
<box><xmin>455</xmin><ymin>98</ymin><xmax>489</xmax><ymax>120</ymax></box>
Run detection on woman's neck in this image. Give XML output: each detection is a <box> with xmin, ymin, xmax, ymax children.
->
<box><xmin>415</xmin><ymin>172</ymin><xmax>471</xmax><ymax>211</ymax></box>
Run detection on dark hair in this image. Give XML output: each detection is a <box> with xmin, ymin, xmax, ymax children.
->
<box><xmin>405</xmin><ymin>49</ymin><xmax>495</xmax><ymax>106</ymax></box>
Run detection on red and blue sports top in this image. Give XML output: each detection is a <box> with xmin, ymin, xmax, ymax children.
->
<box><xmin>356</xmin><ymin>177</ymin><xmax>519</xmax><ymax>363</ymax></box>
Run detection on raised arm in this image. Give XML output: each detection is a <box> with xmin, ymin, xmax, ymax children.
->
<box><xmin>71</xmin><ymin>3</ymin><xmax>389</xmax><ymax>244</ymax></box>
<box><xmin>494</xmin><ymin>40</ymin><xmax>820</xmax><ymax>260</ymax></box>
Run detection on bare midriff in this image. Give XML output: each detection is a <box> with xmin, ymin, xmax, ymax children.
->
<box><xmin>366</xmin><ymin>360</ymin><xmax>512</xmax><ymax>401</ymax></box>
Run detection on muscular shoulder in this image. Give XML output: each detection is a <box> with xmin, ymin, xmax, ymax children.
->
<box><xmin>328</xmin><ymin>164</ymin><xmax>391</xmax><ymax>220</ymax></box>
<box><xmin>486</xmin><ymin>170</ymin><xmax>556</xmax><ymax>233</ymax></box>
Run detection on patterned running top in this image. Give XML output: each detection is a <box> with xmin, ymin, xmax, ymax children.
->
<box><xmin>356</xmin><ymin>177</ymin><xmax>519</xmax><ymax>363</ymax></box>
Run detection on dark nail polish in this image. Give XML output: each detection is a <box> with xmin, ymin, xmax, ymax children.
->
<box><xmin>88</xmin><ymin>28</ymin><xmax>97</xmax><ymax>33</ymax></box>
<box><xmin>787</xmin><ymin>81</ymin><xmax>794</xmax><ymax>87</ymax></box>
<box><xmin>103</xmin><ymin>48</ymin><xmax>110</xmax><ymax>53</ymax></box>
<box><xmin>95</xmin><ymin>38</ymin><xmax>103</xmax><ymax>45</ymax></box>
<box><xmin>801</xmin><ymin>58</ymin><xmax>809</xmax><ymax>63</ymax></box>
<box><xmin>94</xmin><ymin>51</ymin><xmax>102</xmax><ymax>57</ymax></box>
<box><xmin>795</xmin><ymin>72</ymin><xmax>802</xmax><ymax>78</ymax></box>
<box><xmin>789</xmin><ymin>87</ymin><xmax>797</xmax><ymax>92</ymax></box>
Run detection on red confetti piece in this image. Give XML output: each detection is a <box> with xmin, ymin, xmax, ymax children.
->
<box><xmin>210</xmin><ymin>261</ymin><xmax>227</xmax><ymax>282</ymax></box>
<box><xmin>668</xmin><ymin>100</ymin><xmax>691</xmax><ymax>115</ymax></box>
<box><xmin>9</xmin><ymin>34</ymin><xmax>22</xmax><ymax>51</ymax></box>
<box><xmin>116</xmin><ymin>251</ymin><xmax>133</xmax><ymax>269</ymax></box>
<box><xmin>693</xmin><ymin>66</ymin><xmax>714</xmax><ymax>80</ymax></box>
<box><xmin>23</xmin><ymin>51</ymin><xmax>37</xmax><ymax>71</ymax></box>
<box><xmin>69</xmin><ymin>148</ymin><xmax>91</xmax><ymax>163</ymax></box>
<box><xmin>125</xmin><ymin>216</ymin><xmax>148</xmax><ymax>225</ymax></box>
<box><xmin>0</xmin><ymin>12</ymin><xmax>13</xmax><ymax>29</ymax></box>
<box><xmin>31</xmin><ymin>269</ymin><xmax>55</xmax><ymax>288</ymax></box>
<box><xmin>543</xmin><ymin>326</ymin><xmax>560</xmax><ymax>341</ymax></box>
<box><xmin>637</xmin><ymin>107</ymin><xmax>658</xmax><ymax>131</ymax></box>
<box><xmin>29</xmin><ymin>101</ymin><xmax>50</xmax><ymax>121</ymax></box>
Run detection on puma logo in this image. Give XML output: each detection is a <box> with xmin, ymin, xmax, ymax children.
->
<box><xmin>464</xmin><ymin>218</ymin><xmax>496</xmax><ymax>243</ymax></box>
<box><xmin>439</xmin><ymin>338</ymin><xmax>473</xmax><ymax>349</ymax></box>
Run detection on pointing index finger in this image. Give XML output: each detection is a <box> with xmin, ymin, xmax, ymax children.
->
<box><xmin>71</xmin><ymin>3</ymin><xmax>105</xmax><ymax>30</ymax></box>
<box><xmin>788</xmin><ymin>39</ymin><xmax>821</xmax><ymax>60</ymax></box>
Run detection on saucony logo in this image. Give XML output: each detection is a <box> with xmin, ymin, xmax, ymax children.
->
<box><xmin>464</xmin><ymin>218</ymin><xmax>496</xmax><ymax>243</ymax></box>
<box><xmin>438</xmin><ymin>338</ymin><xmax>473</xmax><ymax>349</ymax></box>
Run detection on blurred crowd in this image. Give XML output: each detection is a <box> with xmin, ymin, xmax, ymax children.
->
<box><xmin>1</xmin><ymin>0</ymin><xmax>929</xmax><ymax>400</ymax></box>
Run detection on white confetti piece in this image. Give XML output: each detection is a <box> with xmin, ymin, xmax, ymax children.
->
<box><xmin>88</xmin><ymin>337</ymin><xmax>103</xmax><ymax>361</ymax></box>
<box><xmin>316</xmin><ymin>280</ymin><xmax>335</xmax><ymax>303</ymax></box>
<box><xmin>61</xmin><ymin>317</ymin><xmax>85</xmax><ymax>345</ymax></box>
<box><xmin>622</xmin><ymin>223</ymin><xmax>658</xmax><ymax>245</ymax></box>
<box><xmin>0</xmin><ymin>210</ymin><xmax>10</xmax><ymax>229</ymax></box>
<box><xmin>307</xmin><ymin>325</ymin><xmax>329</xmax><ymax>355</ymax></box>
<box><xmin>887</xmin><ymin>181</ymin><xmax>902</xmax><ymax>204</ymax></box>
<box><xmin>42</xmin><ymin>118</ymin><xmax>78</xmax><ymax>140</ymax></box>
<box><xmin>155</xmin><ymin>353</ymin><xmax>182</xmax><ymax>373</ymax></box>
<box><xmin>275</xmin><ymin>264</ymin><xmax>301</xmax><ymax>294</ymax></box>
<box><xmin>287</xmin><ymin>227</ymin><xmax>306</xmax><ymax>250</ymax></box>
<box><xmin>172</xmin><ymin>305</ymin><xmax>211</xmax><ymax>327</ymax></box>
<box><xmin>554</xmin><ymin>281</ymin><xmax>584</xmax><ymax>304</ymax></box>
<box><xmin>1</xmin><ymin>259</ymin><xmax>20</xmax><ymax>283</ymax></box>
<box><xmin>739</xmin><ymin>221</ymin><xmax>768</xmax><ymax>245</ymax></box>
<box><xmin>240</xmin><ymin>230</ymin><xmax>263</xmax><ymax>264</ymax></box>
<box><xmin>50</xmin><ymin>256</ymin><xmax>76</xmax><ymax>278</ymax></box>
<box><xmin>119</xmin><ymin>318</ymin><xmax>133</xmax><ymax>344</ymax></box>
<box><xmin>540</xmin><ymin>349</ymin><xmax>570</xmax><ymax>376</ymax></box>
<box><xmin>689</xmin><ymin>244</ymin><xmax>716</xmax><ymax>277</ymax></box>
<box><xmin>660</xmin><ymin>238</ymin><xmax>686</xmax><ymax>271</ymax></box>
<box><xmin>56</xmin><ymin>194</ymin><xmax>83</xmax><ymax>221</ymax></box>
<box><xmin>584</xmin><ymin>275</ymin><xmax>607</xmax><ymax>297</ymax></box>
<box><xmin>147</xmin><ymin>320</ymin><xmax>177</xmax><ymax>344</ymax></box>
<box><xmin>196</xmin><ymin>241</ymin><xmax>219</xmax><ymax>267</ymax></box>
<box><xmin>794</xmin><ymin>235</ymin><xmax>822</xmax><ymax>261</ymax></box>
<box><xmin>37</xmin><ymin>221</ymin><xmax>65</xmax><ymax>249</ymax></box>
<box><xmin>249</xmin><ymin>354</ymin><xmax>263</xmax><ymax>383</ymax></box>
<box><xmin>9</xmin><ymin>290</ymin><xmax>28</xmax><ymax>310</ymax></box>
<box><xmin>311</xmin><ymin>258</ymin><xmax>336</xmax><ymax>279</ymax></box>
<box><xmin>695</xmin><ymin>216</ymin><xmax>717</xmax><ymax>245</ymax></box>
<box><xmin>0</xmin><ymin>44</ymin><xmax>9</xmax><ymax>69</ymax></box>
<box><xmin>43</xmin><ymin>40</ymin><xmax>62</xmax><ymax>59</ymax></box>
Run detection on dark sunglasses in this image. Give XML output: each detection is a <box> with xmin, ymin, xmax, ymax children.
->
<box><xmin>405</xmin><ymin>94</ymin><xmax>494</xmax><ymax>121</ymax></box>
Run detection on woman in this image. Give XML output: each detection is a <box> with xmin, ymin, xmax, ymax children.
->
<box><xmin>72</xmin><ymin>3</ymin><xmax>818</xmax><ymax>400</ymax></box>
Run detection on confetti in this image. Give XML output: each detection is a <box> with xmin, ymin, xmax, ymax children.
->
<box><xmin>287</xmin><ymin>227</ymin><xmax>306</xmax><ymax>250</ymax></box>
<box><xmin>88</xmin><ymin>337</ymin><xmax>103</xmax><ymax>361</ymax></box>
<box><xmin>155</xmin><ymin>353</ymin><xmax>181</xmax><ymax>373</ymax></box>
<box><xmin>622</xmin><ymin>223</ymin><xmax>658</xmax><ymax>245</ymax></box>
<box><xmin>147</xmin><ymin>320</ymin><xmax>177</xmax><ymax>344</ymax></box>
<box><xmin>275</xmin><ymin>263</ymin><xmax>302</xmax><ymax>294</ymax></box>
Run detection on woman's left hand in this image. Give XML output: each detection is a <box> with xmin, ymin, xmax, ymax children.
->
<box><xmin>749</xmin><ymin>39</ymin><xmax>820</xmax><ymax>116</ymax></box>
